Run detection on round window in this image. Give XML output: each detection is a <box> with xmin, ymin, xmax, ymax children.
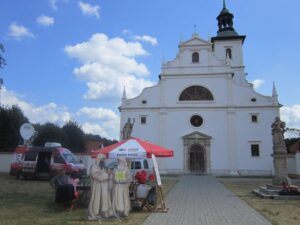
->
<box><xmin>190</xmin><ymin>115</ymin><xmax>203</xmax><ymax>127</ymax></box>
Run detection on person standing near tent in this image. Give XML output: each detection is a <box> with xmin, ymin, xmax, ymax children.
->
<box><xmin>112</xmin><ymin>157</ymin><xmax>131</xmax><ymax>217</ymax></box>
<box><xmin>87</xmin><ymin>154</ymin><xmax>113</xmax><ymax>220</ymax></box>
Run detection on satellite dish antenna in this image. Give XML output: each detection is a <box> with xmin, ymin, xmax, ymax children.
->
<box><xmin>20</xmin><ymin>123</ymin><xmax>35</xmax><ymax>145</ymax></box>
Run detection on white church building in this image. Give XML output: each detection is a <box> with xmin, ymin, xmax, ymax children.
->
<box><xmin>119</xmin><ymin>3</ymin><xmax>280</xmax><ymax>175</ymax></box>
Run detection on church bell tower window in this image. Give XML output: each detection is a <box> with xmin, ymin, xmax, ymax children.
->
<box><xmin>226</xmin><ymin>48</ymin><xmax>232</xmax><ymax>59</ymax></box>
<box><xmin>192</xmin><ymin>52</ymin><xmax>199</xmax><ymax>63</ymax></box>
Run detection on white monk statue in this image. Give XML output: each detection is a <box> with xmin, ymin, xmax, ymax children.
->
<box><xmin>112</xmin><ymin>157</ymin><xmax>131</xmax><ymax>217</ymax></box>
<box><xmin>87</xmin><ymin>154</ymin><xmax>113</xmax><ymax>220</ymax></box>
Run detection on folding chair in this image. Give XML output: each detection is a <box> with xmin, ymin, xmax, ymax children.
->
<box><xmin>141</xmin><ymin>186</ymin><xmax>157</xmax><ymax>211</ymax></box>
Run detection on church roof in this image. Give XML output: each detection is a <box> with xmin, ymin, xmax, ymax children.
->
<box><xmin>179</xmin><ymin>34</ymin><xmax>211</xmax><ymax>47</ymax></box>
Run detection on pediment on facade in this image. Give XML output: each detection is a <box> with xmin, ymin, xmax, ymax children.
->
<box><xmin>179</xmin><ymin>36</ymin><xmax>211</xmax><ymax>47</ymax></box>
<box><xmin>182</xmin><ymin>131</ymin><xmax>212</xmax><ymax>140</ymax></box>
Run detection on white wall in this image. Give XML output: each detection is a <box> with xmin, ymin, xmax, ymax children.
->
<box><xmin>288</xmin><ymin>153</ymin><xmax>300</xmax><ymax>177</ymax></box>
<box><xmin>0</xmin><ymin>153</ymin><xmax>12</xmax><ymax>173</ymax></box>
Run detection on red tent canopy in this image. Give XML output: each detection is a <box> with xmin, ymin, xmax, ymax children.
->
<box><xmin>91</xmin><ymin>137</ymin><xmax>174</xmax><ymax>159</ymax></box>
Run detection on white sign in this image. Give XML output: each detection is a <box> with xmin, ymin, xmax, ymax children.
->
<box><xmin>151</xmin><ymin>154</ymin><xmax>162</xmax><ymax>186</ymax></box>
<box><xmin>109</xmin><ymin>139</ymin><xmax>147</xmax><ymax>159</ymax></box>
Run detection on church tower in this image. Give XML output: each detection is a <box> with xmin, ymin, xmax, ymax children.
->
<box><xmin>211</xmin><ymin>0</ymin><xmax>246</xmax><ymax>83</ymax></box>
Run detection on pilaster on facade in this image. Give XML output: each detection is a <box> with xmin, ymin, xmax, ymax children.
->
<box><xmin>227</xmin><ymin>108</ymin><xmax>237</xmax><ymax>175</ymax></box>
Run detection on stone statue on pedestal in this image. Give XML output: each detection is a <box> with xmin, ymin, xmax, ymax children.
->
<box><xmin>271</xmin><ymin>117</ymin><xmax>291</xmax><ymax>186</ymax></box>
<box><xmin>272</xmin><ymin>117</ymin><xmax>286</xmax><ymax>150</ymax></box>
<box><xmin>121</xmin><ymin>118</ymin><xmax>135</xmax><ymax>140</ymax></box>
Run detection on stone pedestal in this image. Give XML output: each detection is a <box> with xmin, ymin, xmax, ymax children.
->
<box><xmin>272</xmin><ymin>150</ymin><xmax>291</xmax><ymax>186</ymax></box>
<box><xmin>253</xmin><ymin>184</ymin><xmax>300</xmax><ymax>200</ymax></box>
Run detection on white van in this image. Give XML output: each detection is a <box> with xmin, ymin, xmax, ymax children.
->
<box><xmin>106</xmin><ymin>158</ymin><xmax>153</xmax><ymax>176</ymax></box>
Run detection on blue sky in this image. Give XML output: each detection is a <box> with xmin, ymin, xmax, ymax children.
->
<box><xmin>0</xmin><ymin>0</ymin><xmax>299</xmax><ymax>139</ymax></box>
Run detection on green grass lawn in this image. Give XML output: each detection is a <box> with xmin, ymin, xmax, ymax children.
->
<box><xmin>219</xmin><ymin>177</ymin><xmax>300</xmax><ymax>225</ymax></box>
<box><xmin>0</xmin><ymin>174</ymin><xmax>177</xmax><ymax>225</ymax></box>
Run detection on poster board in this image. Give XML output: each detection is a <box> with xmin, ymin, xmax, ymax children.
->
<box><xmin>115</xmin><ymin>171</ymin><xmax>126</xmax><ymax>181</ymax></box>
<box><xmin>151</xmin><ymin>154</ymin><xmax>162</xmax><ymax>186</ymax></box>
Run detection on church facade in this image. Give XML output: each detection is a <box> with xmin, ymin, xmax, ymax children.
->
<box><xmin>119</xmin><ymin>3</ymin><xmax>280</xmax><ymax>175</ymax></box>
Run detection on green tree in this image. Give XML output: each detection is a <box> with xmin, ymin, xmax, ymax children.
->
<box><xmin>84</xmin><ymin>133</ymin><xmax>117</xmax><ymax>147</ymax></box>
<box><xmin>0</xmin><ymin>43</ymin><xmax>6</xmax><ymax>69</ymax></box>
<box><xmin>0</xmin><ymin>105</ymin><xmax>29</xmax><ymax>152</ymax></box>
<box><xmin>62</xmin><ymin>120</ymin><xmax>85</xmax><ymax>153</ymax></box>
<box><xmin>33</xmin><ymin>123</ymin><xmax>67</xmax><ymax>147</ymax></box>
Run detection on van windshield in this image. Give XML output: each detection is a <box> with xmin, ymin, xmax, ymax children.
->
<box><xmin>62</xmin><ymin>153</ymin><xmax>80</xmax><ymax>164</ymax></box>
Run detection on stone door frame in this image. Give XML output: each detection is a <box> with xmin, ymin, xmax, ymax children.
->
<box><xmin>182</xmin><ymin>131</ymin><xmax>212</xmax><ymax>174</ymax></box>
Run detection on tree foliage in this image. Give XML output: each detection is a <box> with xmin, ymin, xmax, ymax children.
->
<box><xmin>0</xmin><ymin>105</ymin><xmax>29</xmax><ymax>152</ymax></box>
<box><xmin>33</xmin><ymin>123</ymin><xmax>67</xmax><ymax>147</ymax></box>
<box><xmin>0</xmin><ymin>105</ymin><xmax>117</xmax><ymax>153</ymax></box>
<box><xmin>0</xmin><ymin>43</ymin><xmax>6</xmax><ymax>69</ymax></box>
<box><xmin>62</xmin><ymin>120</ymin><xmax>85</xmax><ymax>153</ymax></box>
<box><xmin>84</xmin><ymin>133</ymin><xmax>117</xmax><ymax>147</ymax></box>
<box><xmin>285</xmin><ymin>138</ymin><xmax>300</xmax><ymax>153</ymax></box>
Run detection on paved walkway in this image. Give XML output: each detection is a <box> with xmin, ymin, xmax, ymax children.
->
<box><xmin>143</xmin><ymin>175</ymin><xmax>272</xmax><ymax>225</ymax></box>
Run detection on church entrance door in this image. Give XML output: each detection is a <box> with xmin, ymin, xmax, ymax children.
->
<box><xmin>189</xmin><ymin>144</ymin><xmax>205</xmax><ymax>173</ymax></box>
<box><xmin>182</xmin><ymin>131</ymin><xmax>211</xmax><ymax>174</ymax></box>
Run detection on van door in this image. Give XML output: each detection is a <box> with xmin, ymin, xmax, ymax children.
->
<box><xmin>50</xmin><ymin>151</ymin><xmax>66</xmax><ymax>177</ymax></box>
<box><xmin>21</xmin><ymin>151</ymin><xmax>38</xmax><ymax>179</ymax></box>
<box><xmin>36</xmin><ymin>151</ymin><xmax>52</xmax><ymax>177</ymax></box>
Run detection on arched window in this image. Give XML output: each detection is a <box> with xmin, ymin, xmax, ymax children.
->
<box><xmin>192</xmin><ymin>52</ymin><xmax>199</xmax><ymax>63</ymax></box>
<box><xmin>226</xmin><ymin>48</ymin><xmax>232</xmax><ymax>59</ymax></box>
<box><xmin>179</xmin><ymin>86</ymin><xmax>214</xmax><ymax>101</ymax></box>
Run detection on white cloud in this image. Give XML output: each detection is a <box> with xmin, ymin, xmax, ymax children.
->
<box><xmin>50</xmin><ymin>0</ymin><xmax>68</xmax><ymax>10</ymax></box>
<box><xmin>78</xmin><ymin>1</ymin><xmax>100</xmax><ymax>18</ymax></box>
<box><xmin>134</xmin><ymin>35</ymin><xmax>158</xmax><ymax>46</ymax></box>
<box><xmin>1</xmin><ymin>87</ymin><xmax>120</xmax><ymax>139</ymax></box>
<box><xmin>281</xmin><ymin>104</ymin><xmax>300</xmax><ymax>129</ymax></box>
<box><xmin>79</xmin><ymin>107</ymin><xmax>120</xmax><ymax>139</ymax></box>
<box><xmin>1</xmin><ymin>87</ymin><xmax>72</xmax><ymax>126</ymax></box>
<box><xmin>251</xmin><ymin>79</ymin><xmax>265</xmax><ymax>89</ymax></box>
<box><xmin>122</xmin><ymin>29</ymin><xmax>132</xmax><ymax>35</ymax></box>
<box><xmin>36</xmin><ymin>15</ymin><xmax>55</xmax><ymax>26</ymax></box>
<box><xmin>82</xmin><ymin>123</ymin><xmax>108</xmax><ymax>138</ymax></box>
<box><xmin>65</xmin><ymin>33</ymin><xmax>154</xmax><ymax>100</ymax></box>
<box><xmin>78</xmin><ymin>107</ymin><xmax>119</xmax><ymax>121</ymax></box>
<box><xmin>8</xmin><ymin>22</ymin><xmax>34</xmax><ymax>39</ymax></box>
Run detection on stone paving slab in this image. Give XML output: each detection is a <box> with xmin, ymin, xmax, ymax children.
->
<box><xmin>143</xmin><ymin>175</ymin><xmax>272</xmax><ymax>225</ymax></box>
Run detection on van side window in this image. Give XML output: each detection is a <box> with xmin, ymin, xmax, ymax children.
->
<box><xmin>143</xmin><ymin>159</ymin><xmax>149</xmax><ymax>169</ymax></box>
<box><xmin>24</xmin><ymin>151</ymin><xmax>38</xmax><ymax>161</ymax></box>
<box><xmin>131</xmin><ymin>161</ymin><xmax>141</xmax><ymax>169</ymax></box>
<box><xmin>53</xmin><ymin>152</ymin><xmax>65</xmax><ymax>164</ymax></box>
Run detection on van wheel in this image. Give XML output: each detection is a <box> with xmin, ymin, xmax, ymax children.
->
<box><xmin>17</xmin><ymin>171</ymin><xmax>26</xmax><ymax>180</ymax></box>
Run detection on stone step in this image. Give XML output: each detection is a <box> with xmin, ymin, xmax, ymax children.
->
<box><xmin>253</xmin><ymin>189</ymin><xmax>300</xmax><ymax>200</ymax></box>
<box><xmin>259</xmin><ymin>186</ymin><xmax>280</xmax><ymax>195</ymax></box>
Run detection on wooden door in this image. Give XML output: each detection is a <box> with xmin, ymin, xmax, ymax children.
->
<box><xmin>189</xmin><ymin>145</ymin><xmax>205</xmax><ymax>173</ymax></box>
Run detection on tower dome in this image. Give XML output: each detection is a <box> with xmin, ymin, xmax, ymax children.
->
<box><xmin>216</xmin><ymin>0</ymin><xmax>239</xmax><ymax>37</ymax></box>
<box><xmin>212</xmin><ymin>0</ymin><xmax>246</xmax><ymax>43</ymax></box>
